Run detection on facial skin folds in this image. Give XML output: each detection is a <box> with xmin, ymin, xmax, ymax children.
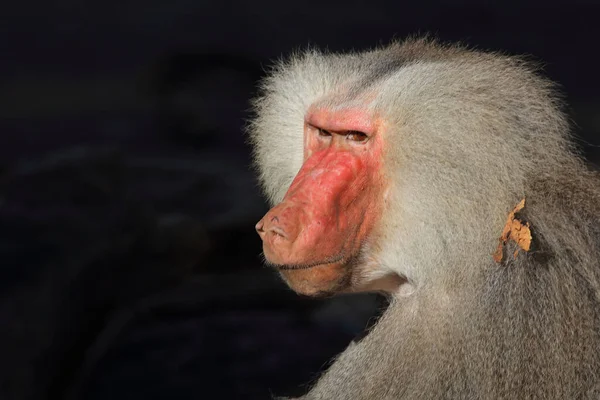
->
<box><xmin>255</xmin><ymin>105</ymin><xmax>387</xmax><ymax>296</ymax></box>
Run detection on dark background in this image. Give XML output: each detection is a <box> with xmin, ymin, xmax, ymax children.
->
<box><xmin>1</xmin><ymin>1</ymin><xmax>599</xmax><ymax>399</ymax></box>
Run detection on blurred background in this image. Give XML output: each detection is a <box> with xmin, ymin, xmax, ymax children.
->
<box><xmin>0</xmin><ymin>1</ymin><xmax>598</xmax><ymax>399</ymax></box>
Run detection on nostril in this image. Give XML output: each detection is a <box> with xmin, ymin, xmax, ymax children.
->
<box><xmin>255</xmin><ymin>220</ymin><xmax>265</xmax><ymax>234</ymax></box>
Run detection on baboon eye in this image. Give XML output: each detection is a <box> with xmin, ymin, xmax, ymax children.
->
<box><xmin>346</xmin><ymin>131</ymin><xmax>369</xmax><ymax>142</ymax></box>
<box><xmin>318</xmin><ymin>128</ymin><xmax>332</xmax><ymax>137</ymax></box>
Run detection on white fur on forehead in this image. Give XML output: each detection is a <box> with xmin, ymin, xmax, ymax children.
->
<box><xmin>250</xmin><ymin>51</ymin><xmax>329</xmax><ymax>204</ymax></box>
<box><xmin>249</xmin><ymin>49</ymin><xmax>370</xmax><ymax>205</ymax></box>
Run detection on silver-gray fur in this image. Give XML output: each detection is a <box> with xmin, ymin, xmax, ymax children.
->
<box><xmin>249</xmin><ymin>38</ymin><xmax>600</xmax><ymax>399</ymax></box>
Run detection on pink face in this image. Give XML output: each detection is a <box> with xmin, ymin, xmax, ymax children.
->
<box><xmin>255</xmin><ymin>105</ymin><xmax>386</xmax><ymax>296</ymax></box>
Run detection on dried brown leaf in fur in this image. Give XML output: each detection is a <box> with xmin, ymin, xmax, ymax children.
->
<box><xmin>492</xmin><ymin>198</ymin><xmax>532</xmax><ymax>263</ymax></box>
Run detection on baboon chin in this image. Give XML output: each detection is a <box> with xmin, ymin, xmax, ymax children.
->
<box><xmin>250</xmin><ymin>38</ymin><xmax>600</xmax><ymax>399</ymax></box>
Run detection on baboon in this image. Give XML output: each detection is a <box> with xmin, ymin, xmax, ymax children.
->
<box><xmin>250</xmin><ymin>38</ymin><xmax>600</xmax><ymax>399</ymax></box>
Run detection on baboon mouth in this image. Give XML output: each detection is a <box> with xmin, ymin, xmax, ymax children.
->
<box><xmin>275</xmin><ymin>263</ymin><xmax>319</xmax><ymax>270</ymax></box>
<box><xmin>269</xmin><ymin>255</ymin><xmax>346</xmax><ymax>271</ymax></box>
